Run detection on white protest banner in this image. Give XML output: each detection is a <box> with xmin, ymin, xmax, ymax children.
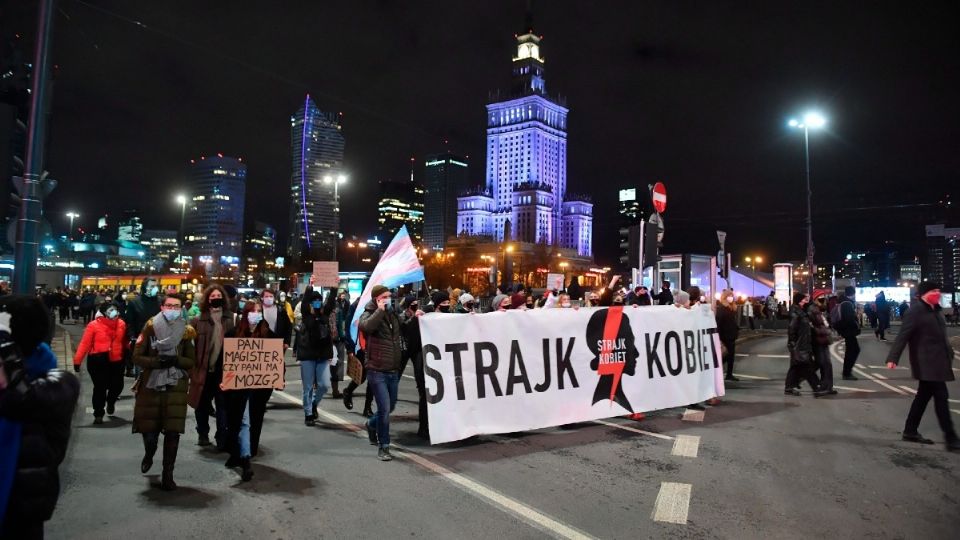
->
<box><xmin>312</xmin><ymin>261</ymin><xmax>340</xmax><ymax>287</ymax></box>
<box><xmin>220</xmin><ymin>338</ymin><xmax>286</xmax><ymax>390</ymax></box>
<box><xmin>419</xmin><ymin>305</ymin><xmax>724</xmax><ymax>444</ymax></box>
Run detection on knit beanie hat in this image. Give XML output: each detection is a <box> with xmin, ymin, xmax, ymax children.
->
<box><xmin>431</xmin><ymin>290</ymin><xmax>450</xmax><ymax>307</ymax></box>
<box><xmin>492</xmin><ymin>294</ymin><xmax>509</xmax><ymax>311</ymax></box>
<box><xmin>917</xmin><ymin>281</ymin><xmax>941</xmax><ymax>297</ymax></box>
<box><xmin>459</xmin><ymin>293</ymin><xmax>475</xmax><ymax>305</ymax></box>
<box><xmin>370</xmin><ymin>284</ymin><xmax>389</xmax><ymax>299</ymax></box>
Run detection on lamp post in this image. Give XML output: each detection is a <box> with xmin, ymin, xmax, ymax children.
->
<box><xmin>176</xmin><ymin>194</ymin><xmax>187</xmax><ymax>261</ymax></box>
<box><xmin>65</xmin><ymin>211</ymin><xmax>79</xmax><ymax>241</ymax></box>
<box><xmin>744</xmin><ymin>255</ymin><xmax>763</xmax><ymax>298</ymax></box>
<box><xmin>788</xmin><ymin>111</ymin><xmax>826</xmax><ymax>297</ymax></box>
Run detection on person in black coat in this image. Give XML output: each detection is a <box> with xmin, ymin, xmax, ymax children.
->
<box><xmin>784</xmin><ymin>293</ymin><xmax>827</xmax><ymax>397</ymax></box>
<box><xmin>297</xmin><ymin>290</ymin><xmax>337</xmax><ymax>426</ymax></box>
<box><xmin>835</xmin><ymin>286</ymin><xmax>861</xmax><ymax>380</ymax></box>
<box><xmin>875</xmin><ymin>291</ymin><xmax>890</xmax><ymax>341</ymax></box>
<box><xmin>887</xmin><ymin>281</ymin><xmax>959</xmax><ymax>451</ymax></box>
<box><xmin>715</xmin><ymin>291</ymin><xmax>740</xmax><ymax>381</ymax></box>
<box><xmin>398</xmin><ymin>295</ymin><xmax>428</xmax><ymax>439</ymax></box>
<box><xmin>0</xmin><ymin>295</ymin><xmax>80</xmax><ymax>540</ymax></box>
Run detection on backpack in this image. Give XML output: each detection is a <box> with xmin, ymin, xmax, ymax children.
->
<box><xmin>830</xmin><ymin>301</ymin><xmax>850</xmax><ymax>327</ymax></box>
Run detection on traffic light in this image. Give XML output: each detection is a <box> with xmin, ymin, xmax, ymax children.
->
<box><xmin>642</xmin><ymin>220</ymin><xmax>659</xmax><ymax>269</ymax></box>
<box><xmin>626</xmin><ymin>225</ymin><xmax>641</xmax><ymax>269</ymax></box>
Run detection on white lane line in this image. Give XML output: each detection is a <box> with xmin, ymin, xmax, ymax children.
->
<box><xmin>735</xmin><ymin>353</ymin><xmax>749</xmax><ymax>357</ymax></box>
<box><xmin>273</xmin><ymin>390</ymin><xmax>593</xmax><ymax>540</ymax></box>
<box><xmin>593</xmin><ymin>419</ymin><xmax>674</xmax><ymax>441</ymax></box>
<box><xmin>681</xmin><ymin>409</ymin><xmax>704</xmax><ymax>422</ymax></box>
<box><xmin>871</xmin><ymin>372</ymin><xmax>889</xmax><ymax>380</ymax></box>
<box><xmin>833</xmin><ymin>385</ymin><xmax>877</xmax><ymax>393</ymax></box>
<box><xmin>734</xmin><ymin>374</ymin><xmax>771</xmax><ymax>380</ymax></box>
<box><xmin>671</xmin><ymin>435</ymin><xmax>700</xmax><ymax>458</ymax></box>
<box><xmin>756</xmin><ymin>354</ymin><xmax>789</xmax><ymax>359</ymax></box>
<box><xmin>85</xmin><ymin>406</ymin><xmax>133</xmax><ymax>414</ymax></box>
<box><xmin>652</xmin><ymin>482</ymin><xmax>691</xmax><ymax>524</ymax></box>
<box><xmin>402</xmin><ymin>374</ymin><xmax>415</xmax><ymax>380</ymax></box>
<box><xmin>953</xmin><ymin>409</ymin><xmax>960</xmax><ymax>416</ymax></box>
<box><xmin>898</xmin><ymin>385</ymin><xmax>916</xmax><ymax>395</ymax></box>
<box><xmin>863</xmin><ymin>365</ymin><xmax>908</xmax><ymax>370</ymax></box>
<box><xmin>830</xmin><ymin>342</ymin><xmax>909</xmax><ymax>396</ymax></box>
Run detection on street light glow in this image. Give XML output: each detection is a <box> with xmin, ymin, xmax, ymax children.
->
<box><xmin>323</xmin><ymin>175</ymin><xmax>333</xmax><ymax>184</ymax></box>
<box><xmin>176</xmin><ymin>194</ymin><xmax>186</xmax><ymax>205</ymax></box>
<box><xmin>65</xmin><ymin>211</ymin><xmax>79</xmax><ymax>218</ymax></box>
<box><xmin>803</xmin><ymin>112</ymin><xmax>826</xmax><ymax>128</ymax></box>
<box><xmin>337</xmin><ymin>174</ymin><xmax>347</xmax><ymax>184</ymax></box>
<box><xmin>788</xmin><ymin>119</ymin><xmax>799</xmax><ymax>127</ymax></box>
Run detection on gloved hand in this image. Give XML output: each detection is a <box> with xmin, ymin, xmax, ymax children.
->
<box><xmin>158</xmin><ymin>355</ymin><xmax>178</xmax><ymax>369</ymax></box>
<box><xmin>74</xmin><ymin>364</ymin><xmax>82</xmax><ymax>373</ymax></box>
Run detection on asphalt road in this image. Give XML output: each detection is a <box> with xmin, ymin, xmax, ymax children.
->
<box><xmin>47</xmin><ymin>323</ymin><xmax>960</xmax><ymax>540</ymax></box>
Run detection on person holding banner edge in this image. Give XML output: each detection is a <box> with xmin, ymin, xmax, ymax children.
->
<box><xmin>359</xmin><ymin>285</ymin><xmax>407</xmax><ymax>461</ymax></box>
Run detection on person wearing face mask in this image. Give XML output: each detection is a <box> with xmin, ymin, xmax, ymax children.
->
<box><xmin>131</xmin><ymin>293</ymin><xmax>197</xmax><ymax>491</ymax></box>
<box><xmin>716</xmin><ymin>290</ymin><xmax>740</xmax><ymax>382</ymax></box>
<box><xmin>123</xmin><ymin>277</ymin><xmax>162</xmax><ymax>378</ymax></box>
<box><xmin>187</xmin><ymin>284</ymin><xmax>235</xmax><ymax>449</ymax></box>
<box><xmin>332</xmin><ymin>291</ymin><xmax>352</xmax><ymax>398</ymax></box>
<box><xmin>296</xmin><ymin>289</ymin><xmax>337</xmax><ymax>426</ymax></box>
<box><xmin>359</xmin><ymin>285</ymin><xmax>405</xmax><ymax>461</ymax></box>
<box><xmin>785</xmin><ymin>292</ymin><xmax>828</xmax><ymax>397</ymax></box>
<box><xmin>429</xmin><ymin>291</ymin><xmax>452</xmax><ymax>313</ymax></box>
<box><xmin>221</xmin><ymin>300</ymin><xmax>275</xmax><ymax>481</ymax></box>
<box><xmin>260</xmin><ymin>289</ymin><xmax>292</xmax><ymax>348</ymax></box>
<box><xmin>398</xmin><ymin>295</ymin><xmax>429</xmax><ymax>438</ymax></box>
<box><xmin>490</xmin><ymin>293</ymin><xmax>512</xmax><ymax>312</ymax></box>
<box><xmin>73</xmin><ymin>302</ymin><xmax>128</xmax><ymax>424</ymax></box>
<box><xmin>886</xmin><ymin>282</ymin><xmax>959</xmax><ymax>451</ymax></box>
<box><xmin>456</xmin><ymin>293</ymin><xmax>477</xmax><ymax>314</ymax></box>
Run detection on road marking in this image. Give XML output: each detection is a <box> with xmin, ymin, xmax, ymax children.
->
<box><xmin>671</xmin><ymin>435</ymin><xmax>699</xmax><ymax>458</ymax></box>
<box><xmin>402</xmin><ymin>374</ymin><xmax>415</xmax><ymax>380</ymax></box>
<box><xmin>273</xmin><ymin>390</ymin><xmax>594</xmax><ymax>540</ymax></box>
<box><xmin>864</xmin><ymin>365</ymin><xmax>908</xmax><ymax>370</ymax></box>
<box><xmin>735</xmin><ymin>353</ymin><xmax>749</xmax><ymax>357</ymax></box>
<box><xmin>829</xmin><ymin>342</ymin><xmax>909</xmax><ymax>396</ymax></box>
<box><xmin>871</xmin><ymin>372</ymin><xmax>889</xmax><ymax>380</ymax></box>
<box><xmin>893</xmin><ymin>386</ymin><xmax>960</xmax><ymax>405</ymax></box>
<box><xmin>85</xmin><ymin>406</ymin><xmax>132</xmax><ymax>414</ymax></box>
<box><xmin>833</xmin><ymin>385</ymin><xmax>877</xmax><ymax>393</ymax></box>
<box><xmin>757</xmin><ymin>354</ymin><xmax>789</xmax><ymax>358</ymax></box>
<box><xmin>652</xmin><ymin>482</ymin><xmax>691</xmax><ymax>524</ymax></box>
<box><xmin>681</xmin><ymin>409</ymin><xmax>704</xmax><ymax>422</ymax></box>
<box><xmin>593</xmin><ymin>419</ymin><xmax>674</xmax><ymax>441</ymax></box>
<box><xmin>733</xmin><ymin>374</ymin><xmax>771</xmax><ymax>381</ymax></box>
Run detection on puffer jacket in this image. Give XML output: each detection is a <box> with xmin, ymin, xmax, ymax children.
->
<box><xmin>0</xmin><ymin>369</ymin><xmax>80</xmax><ymax>524</ymax></box>
<box><xmin>358</xmin><ymin>300</ymin><xmax>403</xmax><ymax>372</ymax></box>
<box><xmin>787</xmin><ymin>305</ymin><xmax>813</xmax><ymax>354</ymax></box>
<box><xmin>73</xmin><ymin>315</ymin><xmax>127</xmax><ymax>367</ymax></box>
<box><xmin>132</xmin><ymin>319</ymin><xmax>197</xmax><ymax>434</ymax></box>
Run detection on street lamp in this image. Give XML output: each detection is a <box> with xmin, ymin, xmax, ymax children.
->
<box><xmin>788</xmin><ymin>111</ymin><xmax>827</xmax><ymax>297</ymax></box>
<box><xmin>744</xmin><ymin>256</ymin><xmax>763</xmax><ymax>297</ymax></box>
<box><xmin>175</xmin><ymin>194</ymin><xmax>187</xmax><ymax>261</ymax></box>
<box><xmin>65</xmin><ymin>211</ymin><xmax>79</xmax><ymax>241</ymax></box>
<box><xmin>323</xmin><ymin>174</ymin><xmax>348</xmax><ymax>207</ymax></box>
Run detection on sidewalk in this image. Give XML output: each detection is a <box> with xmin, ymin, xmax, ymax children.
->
<box><xmin>51</xmin><ymin>323</ymin><xmax>75</xmax><ymax>371</ymax></box>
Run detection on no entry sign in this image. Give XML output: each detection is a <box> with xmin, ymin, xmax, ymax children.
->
<box><xmin>652</xmin><ymin>182</ymin><xmax>667</xmax><ymax>213</ymax></box>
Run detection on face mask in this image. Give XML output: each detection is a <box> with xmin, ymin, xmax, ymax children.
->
<box><xmin>561</xmin><ymin>302</ymin><xmax>571</xmax><ymax>308</ymax></box>
<box><xmin>263</xmin><ymin>297</ymin><xmax>275</xmax><ymax>307</ymax></box>
<box><xmin>147</xmin><ymin>285</ymin><xmax>159</xmax><ymax>297</ymax></box>
<box><xmin>925</xmin><ymin>292</ymin><xmax>941</xmax><ymax>305</ymax></box>
<box><xmin>162</xmin><ymin>309</ymin><xmax>181</xmax><ymax>321</ymax></box>
<box><xmin>438</xmin><ymin>305</ymin><xmax>450</xmax><ymax>313</ymax></box>
<box><xmin>279</xmin><ymin>293</ymin><xmax>287</xmax><ymax>302</ymax></box>
<box><xmin>247</xmin><ymin>312</ymin><xmax>263</xmax><ymax>326</ymax></box>
<box><xmin>465</xmin><ymin>303</ymin><xmax>475</xmax><ymax>311</ymax></box>
<box><xmin>311</xmin><ymin>300</ymin><xmax>322</xmax><ymax>309</ymax></box>
<box><xmin>727</xmin><ymin>296</ymin><xmax>735</xmax><ymax>303</ymax></box>
<box><xmin>106</xmin><ymin>308</ymin><xmax>119</xmax><ymax>319</ymax></box>
<box><xmin>209</xmin><ymin>298</ymin><xmax>225</xmax><ymax>309</ymax></box>
<box><xmin>410</xmin><ymin>303</ymin><xmax>419</xmax><ymax>311</ymax></box>
<box><xmin>238</xmin><ymin>300</ymin><xmax>246</xmax><ymax>309</ymax></box>
<box><xmin>121</xmin><ymin>293</ymin><xmax>127</xmax><ymax>301</ymax></box>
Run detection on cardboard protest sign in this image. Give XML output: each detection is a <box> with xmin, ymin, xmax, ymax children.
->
<box><xmin>312</xmin><ymin>261</ymin><xmax>340</xmax><ymax>287</ymax></box>
<box><xmin>347</xmin><ymin>353</ymin><xmax>364</xmax><ymax>383</ymax></box>
<box><xmin>546</xmin><ymin>273</ymin><xmax>565</xmax><ymax>291</ymax></box>
<box><xmin>220</xmin><ymin>338</ymin><xmax>285</xmax><ymax>390</ymax></box>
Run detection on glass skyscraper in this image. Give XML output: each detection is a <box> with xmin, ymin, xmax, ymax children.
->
<box><xmin>288</xmin><ymin>95</ymin><xmax>345</xmax><ymax>265</ymax></box>
<box><xmin>423</xmin><ymin>152</ymin><xmax>468</xmax><ymax>249</ymax></box>
<box><xmin>183</xmin><ymin>155</ymin><xmax>246</xmax><ymax>271</ymax></box>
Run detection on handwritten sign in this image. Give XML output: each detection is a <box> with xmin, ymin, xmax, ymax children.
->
<box><xmin>221</xmin><ymin>338</ymin><xmax>285</xmax><ymax>390</ymax></box>
<box><xmin>547</xmin><ymin>273</ymin><xmax>565</xmax><ymax>291</ymax></box>
<box><xmin>312</xmin><ymin>261</ymin><xmax>340</xmax><ymax>287</ymax></box>
<box><xmin>347</xmin><ymin>353</ymin><xmax>364</xmax><ymax>383</ymax></box>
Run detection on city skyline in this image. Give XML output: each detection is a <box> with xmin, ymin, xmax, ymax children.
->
<box><xmin>2</xmin><ymin>1</ymin><xmax>957</xmax><ymax>267</ymax></box>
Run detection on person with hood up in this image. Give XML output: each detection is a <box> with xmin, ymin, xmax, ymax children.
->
<box><xmin>132</xmin><ymin>293</ymin><xmax>197</xmax><ymax>491</ymax></box>
<box><xmin>73</xmin><ymin>301</ymin><xmax>127</xmax><ymax>424</ymax></box>
<box><xmin>297</xmin><ymin>289</ymin><xmax>337</xmax><ymax>426</ymax></box>
<box><xmin>358</xmin><ymin>285</ymin><xmax>406</xmax><ymax>461</ymax></box>
<box><xmin>785</xmin><ymin>292</ymin><xmax>828</xmax><ymax>397</ymax></box>
<box><xmin>456</xmin><ymin>293</ymin><xmax>477</xmax><ymax>314</ymax></box>
<box><xmin>875</xmin><ymin>291</ymin><xmax>891</xmax><ymax>341</ymax></box>
<box><xmin>567</xmin><ymin>276</ymin><xmax>584</xmax><ymax>303</ymax></box>
<box><xmin>123</xmin><ymin>277</ymin><xmax>161</xmax><ymax>377</ymax></box>
<box><xmin>0</xmin><ymin>295</ymin><xmax>80</xmax><ymax>539</ymax></box>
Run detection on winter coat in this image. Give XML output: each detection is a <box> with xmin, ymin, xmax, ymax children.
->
<box><xmin>123</xmin><ymin>295</ymin><xmax>160</xmax><ymax>342</ymax></box>
<box><xmin>400</xmin><ymin>310</ymin><xmax>422</xmax><ymax>360</ymax></box>
<box><xmin>787</xmin><ymin>305</ymin><xmax>813</xmax><ymax>355</ymax></box>
<box><xmin>358</xmin><ymin>300</ymin><xmax>403</xmax><ymax>372</ymax></box>
<box><xmin>0</xmin><ymin>370</ymin><xmax>79</xmax><ymax>525</ymax></box>
<box><xmin>835</xmin><ymin>297</ymin><xmax>860</xmax><ymax>338</ymax></box>
<box><xmin>73</xmin><ymin>316</ymin><xmax>127</xmax><ymax>367</ymax></box>
<box><xmin>716</xmin><ymin>304</ymin><xmax>739</xmax><ymax>344</ymax></box>
<box><xmin>186</xmin><ymin>310</ymin><xmax>236</xmax><ymax>409</ymax></box>
<box><xmin>296</xmin><ymin>291</ymin><xmax>337</xmax><ymax>360</ymax></box>
<box><xmin>887</xmin><ymin>301</ymin><xmax>956</xmax><ymax>382</ymax></box>
<box><xmin>131</xmin><ymin>319</ymin><xmax>197</xmax><ymax>434</ymax></box>
<box><xmin>262</xmin><ymin>304</ymin><xmax>293</xmax><ymax>346</ymax></box>
<box><xmin>809</xmin><ymin>305</ymin><xmax>831</xmax><ymax>347</ymax></box>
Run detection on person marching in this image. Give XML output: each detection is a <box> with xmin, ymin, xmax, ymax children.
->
<box><xmin>785</xmin><ymin>292</ymin><xmax>828</xmax><ymax>397</ymax></box>
<box><xmin>73</xmin><ymin>302</ymin><xmax>127</xmax><ymax>424</ymax></box>
<box><xmin>716</xmin><ymin>290</ymin><xmax>740</xmax><ymax>382</ymax></box>
<box><xmin>399</xmin><ymin>295</ymin><xmax>428</xmax><ymax>438</ymax></box>
<box><xmin>297</xmin><ymin>289</ymin><xmax>337</xmax><ymax>426</ymax></box>
<box><xmin>188</xmin><ymin>284</ymin><xmax>235</xmax><ymax>449</ymax></box>
<box><xmin>886</xmin><ymin>281</ymin><xmax>959</xmax><ymax>451</ymax></box>
<box><xmin>132</xmin><ymin>293</ymin><xmax>197</xmax><ymax>491</ymax></box>
<box><xmin>123</xmin><ymin>278</ymin><xmax>162</xmax><ymax>378</ymax></box>
<box><xmin>359</xmin><ymin>285</ymin><xmax>406</xmax><ymax>461</ymax></box>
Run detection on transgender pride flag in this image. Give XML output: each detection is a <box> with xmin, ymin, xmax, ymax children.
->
<box><xmin>349</xmin><ymin>225</ymin><xmax>425</xmax><ymax>346</ymax></box>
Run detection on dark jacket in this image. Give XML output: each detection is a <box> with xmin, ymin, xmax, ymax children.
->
<box><xmin>656</xmin><ymin>289</ymin><xmax>674</xmax><ymax>306</ymax></box>
<box><xmin>887</xmin><ymin>301</ymin><xmax>956</xmax><ymax>382</ymax></box>
<box><xmin>716</xmin><ymin>304</ymin><xmax>739</xmax><ymax>344</ymax></box>
<box><xmin>187</xmin><ymin>310</ymin><xmax>236</xmax><ymax>408</ymax></box>
<box><xmin>809</xmin><ymin>305</ymin><xmax>831</xmax><ymax>347</ymax></box>
<box><xmin>263</xmin><ymin>304</ymin><xmax>293</xmax><ymax>346</ymax></box>
<box><xmin>835</xmin><ymin>296</ymin><xmax>860</xmax><ymax>338</ymax></box>
<box><xmin>132</xmin><ymin>319</ymin><xmax>197</xmax><ymax>433</ymax></box>
<box><xmin>400</xmin><ymin>310</ymin><xmax>422</xmax><ymax>360</ymax></box>
<box><xmin>123</xmin><ymin>284</ymin><xmax>160</xmax><ymax>342</ymax></box>
<box><xmin>787</xmin><ymin>305</ymin><xmax>813</xmax><ymax>354</ymax></box>
<box><xmin>297</xmin><ymin>291</ymin><xmax>337</xmax><ymax>360</ymax></box>
<box><xmin>358</xmin><ymin>299</ymin><xmax>403</xmax><ymax>372</ymax></box>
<box><xmin>0</xmin><ymin>370</ymin><xmax>79</xmax><ymax>525</ymax></box>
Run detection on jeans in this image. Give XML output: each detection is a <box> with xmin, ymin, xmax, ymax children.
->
<box><xmin>842</xmin><ymin>335</ymin><xmax>860</xmax><ymax>376</ymax></box>
<box><xmin>196</xmin><ymin>370</ymin><xmax>227</xmax><ymax>445</ymax></box>
<box><xmin>367</xmin><ymin>370</ymin><xmax>400</xmax><ymax>448</ymax></box>
<box><xmin>300</xmin><ymin>359</ymin><xmax>331</xmax><ymax>417</ymax></box>
<box><xmin>814</xmin><ymin>345</ymin><xmax>832</xmax><ymax>391</ymax></box>
<box><xmin>224</xmin><ymin>388</ymin><xmax>272</xmax><ymax>459</ymax></box>
<box><xmin>904</xmin><ymin>380</ymin><xmax>957</xmax><ymax>438</ymax></box>
<box><xmin>240</xmin><ymin>403</ymin><xmax>251</xmax><ymax>458</ymax></box>
<box><xmin>86</xmin><ymin>354</ymin><xmax>124</xmax><ymax>417</ymax></box>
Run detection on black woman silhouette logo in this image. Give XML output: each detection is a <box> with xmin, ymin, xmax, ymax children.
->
<box><xmin>587</xmin><ymin>306</ymin><xmax>639</xmax><ymax>412</ymax></box>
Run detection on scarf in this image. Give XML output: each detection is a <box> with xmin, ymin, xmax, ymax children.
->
<box><xmin>207</xmin><ymin>310</ymin><xmax>224</xmax><ymax>373</ymax></box>
<box><xmin>146</xmin><ymin>312</ymin><xmax>186</xmax><ymax>391</ymax></box>
<box><xmin>0</xmin><ymin>342</ymin><xmax>58</xmax><ymax>527</ymax></box>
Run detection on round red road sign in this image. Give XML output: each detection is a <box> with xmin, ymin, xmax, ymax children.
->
<box><xmin>652</xmin><ymin>182</ymin><xmax>667</xmax><ymax>213</ymax></box>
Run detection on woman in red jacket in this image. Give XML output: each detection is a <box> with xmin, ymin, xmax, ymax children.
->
<box><xmin>73</xmin><ymin>302</ymin><xmax>127</xmax><ymax>424</ymax></box>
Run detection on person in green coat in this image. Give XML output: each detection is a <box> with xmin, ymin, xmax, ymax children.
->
<box><xmin>132</xmin><ymin>294</ymin><xmax>197</xmax><ymax>491</ymax></box>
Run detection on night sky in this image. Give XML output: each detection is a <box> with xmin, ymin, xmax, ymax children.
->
<box><xmin>4</xmin><ymin>1</ymin><xmax>958</xmax><ymax>266</ymax></box>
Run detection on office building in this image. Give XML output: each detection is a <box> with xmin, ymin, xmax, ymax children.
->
<box><xmin>242</xmin><ymin>221</ymin><xmax>278</xmax><ymax>278</ymax></box>
<box><xmin>423</xmin><ymin>152</ymin><xmax>468</xmax><ymax>249</ymax></box>
<box><xmin>455</xmin><ymin>23</ymin><xmax>593</xmax><ymax>257</ymax></box>
<box><xmin>288</xmin><ymin>95</ymin><xmax>345</xmax><ymax>265</ymax></box>
<box><xmin>117</xmin><ymin>210</ymin><xmax>143</xmax><ymax>242</ymax></box>
<box><xmin>141</xmin><ymin>229</ymin><xmax>179</xmax><ymax>270</ymax></box>
<box><xmin>617</xmin><ymin>188</ymin><xmax>644</xmax><ymax>269</ymax></box>
<box><xmin>925</xmin><ymin>224</ymin><xmax>959</xmax><ymax>296</ymax></box>
<box><xmin>378</xmin><ymin>173</ymin><xmax>424</xmax><ymax>245</ymax></box>
<box><xmin>183</xmin><ymin>155</ymin><xmax>246</xmax><ymax>271</ymax></box>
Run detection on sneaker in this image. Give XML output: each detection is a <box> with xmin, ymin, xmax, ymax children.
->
<box><xmin>366</xmin><ymin>421</ymin><xmax>379</xmax><ymax>446</ymax></box>
<box><xmin>902</xmin><ymin>432</ymin><xmax>934</xmax><ymax>445</ymax></box>
<box><xmin>342</xmin><ymin>391</ymin><xmax>354</xmax><ymax>410</ymax></box>
<box><xmin>106</xmin><ymin>402</ymin><xmax>116</xmax><ymax>415</ymax></box>
<box><xmin>197</xmin><ymin>434</ymin><xmax>212</xmax><ymax>447</ymax></box>
<box><xmin>784</xmin><ymin>389</ymin><xmax>801</xmax><ymax>396</ymax></box>
<box><xmin>93</xmin><ymin>416</ymin><xmax>104</xmax><ymax>425</ymax></box>
<box><xmin>813</xmin><ymin>390</ymin><xmax>832</xmax><ymax>398</ymax></box>
<box><xmin>842</xmin><ymin>375</ymin><xmax>858</xmax><ymax>381</ymax></box>
<box><xmin>947</xmin><ymin>437</ymin><xmax>960</xmax><ymax>452</ymax></box>
<box><xmin>305</xmin><ymin>415</ymin><xmax>316</xmax><ymax>427</ymax></box>
<box><xmin>377</xmin><ymin>447</ymin><xmax>393</xmax><ymax>461</ymax></box>
<box><xmin>628</xmin><ymin>412</ymin><xmax>646</xmax><ymax>421</ymax></box>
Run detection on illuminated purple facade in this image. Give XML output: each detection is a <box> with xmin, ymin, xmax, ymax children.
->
<box><xmin>456</xmin><ymin>27</ymin><xmax>593</xmax><ymax>256</ymax></box>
